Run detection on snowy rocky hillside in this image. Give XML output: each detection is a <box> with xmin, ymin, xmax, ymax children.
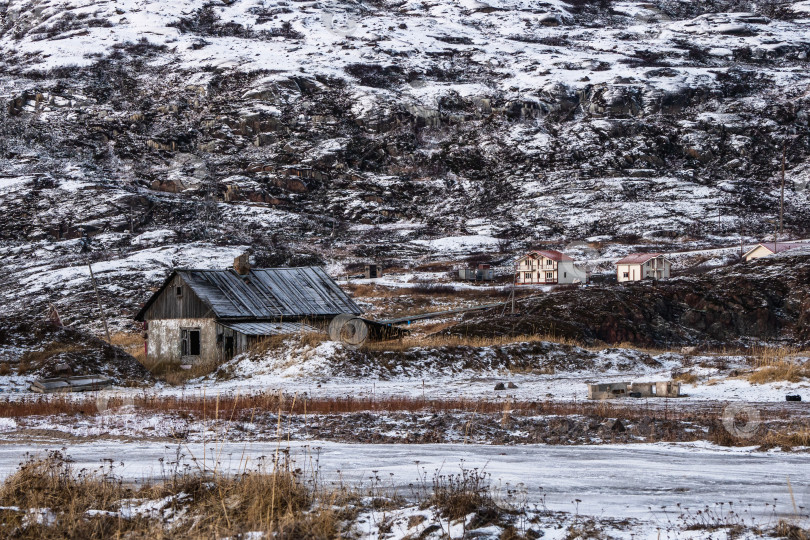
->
<box><xmin>1</xmin><ymin>0</ymin><xmax>810</xmax><ymax>330</ymax></box>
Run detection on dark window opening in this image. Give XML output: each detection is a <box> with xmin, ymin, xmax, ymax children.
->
<box><xmin>176</xmin><ymin>286</ymin><xmax>183</xmax><ymax>297</ymax></box>
<box><xmin>181</xmin><ymin>328</ymin><xmax>201</xmax><ymax>356</ymax></box>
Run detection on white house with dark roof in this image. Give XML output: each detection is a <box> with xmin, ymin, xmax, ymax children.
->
<box><xmin>615</xmin><ymin>253</ymin><xmax>671</xmax><ymax>282</ymax></box>
<box><xmin>516</xmin><ymin>250</ymin><xmax>588</xmax><ymax>285</ymax></box>
<box><xmin>742</xmin><ymin>242</ymin><xmax>809</xmax><ymax>262</ymax></box>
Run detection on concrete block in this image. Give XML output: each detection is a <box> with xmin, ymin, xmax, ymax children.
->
<box><xmin>588</xmin><ymin>382</ymin><xmax>628</xmax><ymax>399</ymax></box>
<box><xmin>655</xmin><ymin>381</ymin><xmax>681</xmax><ymax>397</ymax></box>
<box><xmin>629</xmin><ymin>382</ymin><xmax>655</xmax><ymax>397</ymax></box>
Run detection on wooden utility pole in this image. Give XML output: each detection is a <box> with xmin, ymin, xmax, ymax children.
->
<box><xmin>511</xmin><ymin>274</ymin><xmax>515</xmax><ymax>315</ymax></box>
<box><xmin>88</xmin><ymin>263</ymin><xmax>112</xmax><ymax>343</ymax></box>
<box><xmin>503</xmin><ymin>263</ymin><xmax>518</xmax><ymax>316</ymax></box>
<box><xmin>780</xmin><ymin>142</ymin><xmax>786</xmax><ymax>237</ymax></box>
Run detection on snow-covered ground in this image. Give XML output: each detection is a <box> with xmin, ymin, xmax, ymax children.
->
<box><xmin>172</xmin><ymin>369</ymin><xmax>810</xmax><ymax>404</ymax></box>
<box><xmin>4</xmin><ymin>0</ymin><xmax>810</xmax><ymax>99</ymax></box>
<box><xmin>0</xmin><ymin>440</ymin><xmax>807</xmax><ymax>536</ymax></box>
<box><xmin>2</xmin><ymin>335</ymin><xmax>807</xmax><ymax>404</ymax></box>
<box><xmin>180</xmin><ymin>345</ymin><xmax>810</xmax><ymax>404</ymax></box>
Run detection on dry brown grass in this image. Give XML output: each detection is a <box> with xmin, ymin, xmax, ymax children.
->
<box><xmin>249</xmin><ymin>334</ymin><xmax>289</xmax><ymax>356</ymax></box>
<box><xmin>162</xmin><ymin>360</ymin><xmax>220</xmax><ymax>385</ymax></box>
<box><xmin>0</xmin><ymin>393</ymin><xmax>725</xmax><ymax>423</ymax></box>
<box><xmin>774</xmin><ymin>520</ymin><xmax>810</xmax><ymax>540</ymax></box>
<box><xmin>363</xmin><ymin>333</ymin><xmax>675</xmax><ymax>354</ymax></box>
<box><xmin>761</xmin><ymin>429</ymin><xmax>810</xmax><ymax>449</ymax></box>
<box><xmin>138</xmin><ymin>355</ymin><xmax>220</xmax><ymax>386</ymax></box>
<box><xmin>0</xmin><ymin>450</ymin><xmax>155</xmax><ymax>538</ymax></box>
<box><xmin>0</xmin><ymin>450</ymin><xmax>341</xmax><ymax>539</ymax></box>
<box><xmin>414</xmin><ymin>320</ymin><xmax>458</xmax><ymax>335</ymax></box>
<box><xmin>300</xmin><ymin>332</ymin><xmax>326</xmax><ymax>347</ymax></box>
<box><xmin>674</xmin><ymin>372</ymin><xmax>699</xmax><ymax>384</ymax></box>
<box><xmin>109</xmin><ymin>332</ymin><xmax>145</xmax><ymax>363</ymax></box>
<box><xmin>16</xmin><ymin>343</ymin><xmax>88</xmax><ymax>374</ymax></box>
<box><xmin>748</xmin><ymin>361</ymin><xmax>810</xmax><ymax>384</ymax></box>
<box><xmin>362</xmin><ymin>333</ymin><xmax>577</xmax><ymax>352</ymax></box>
<box><xmin>749</xmin><ymin>345</ymin><xmax>803</xmax><ymax>365</ymax></box>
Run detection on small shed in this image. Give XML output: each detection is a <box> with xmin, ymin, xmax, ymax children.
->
<box><xmin>364</xmin><ymin>264</ymin><xmax>384</xmax><ymax>279</ymax></box>
<box><xmin>459</xmin><ymin>263</ymin><xmax>494</xmax><ymax>281</ymax></box>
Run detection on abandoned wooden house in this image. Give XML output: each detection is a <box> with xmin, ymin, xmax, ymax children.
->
<box><xmin>134</xmin><ymin>256</ymin><xmax>362</xmax><ymax>365</ymax></box>
<box><xmin>615</xmin><ymin>253</ymin><xmax>671</xmax><ymax>282</ymax></box>
<box><xmin>515</xmin><ymin>250</ymin><xmax>588</xmax><ymax>285</ymax></box>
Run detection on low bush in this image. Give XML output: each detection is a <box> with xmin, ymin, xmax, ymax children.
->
<box><xmin>431</xmin><ymin>467</ymin><xmax>493</xmax><ymax>520</ymax></box>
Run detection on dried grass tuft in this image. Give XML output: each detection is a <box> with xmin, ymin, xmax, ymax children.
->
<box><xmin>108</xmin><ymin>332</ymin><xmax>146</xmax><ymax>363</ymax></box>
<box><xmin>431</xmin><ymin>467</ymin><xmax>493</xmax><ymax>520</ymax></box>
<box><xmin>748</xmin><ymin>361</ymin><xmax>810</xmax><ymax>384</ymax></box>
<box><xmin>674</xmin><ymin>372</ymin><xmax>699</xmax><ymax>385</ymax></box>
<box><xmin>0</xmin><ymin>450</ymin><xmax>339</xmax><ymax>539</ymax></box>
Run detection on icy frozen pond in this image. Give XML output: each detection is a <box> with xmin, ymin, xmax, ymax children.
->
<box><xmin>0</xmin><ymin>441</ymin><xmax>806</xmax><ymax>523</ymax></box>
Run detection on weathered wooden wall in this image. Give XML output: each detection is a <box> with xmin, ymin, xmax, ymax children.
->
<box><xmin>143</xmin><ymin>275</ymin><xmax>213</xmax><ymax>320</ymax></box>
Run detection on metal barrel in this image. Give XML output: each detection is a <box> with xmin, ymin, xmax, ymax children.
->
<box><xmin>328</xmin><ymin>314</ymin><xmax>369</xmax><ymax>347</ymax></box>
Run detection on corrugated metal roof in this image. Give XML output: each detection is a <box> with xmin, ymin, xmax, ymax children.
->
<box><xmin>178</xmin><ymin>267</ymin><xmax>362</xmax><ymax>319</ymax></box>
<box><xmin>221</xmin><ymin>321</ymin><xmax>320</xmax><ymax>336</ymax></box>
<box><xmin>616</xmin><ymin>253</ymin><xmax>663</xmax><ymax>264</ymax></box>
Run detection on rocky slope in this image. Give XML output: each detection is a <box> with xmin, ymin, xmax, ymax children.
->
<box><xmin>1</xmin><ymin>0</ymin><xmax>810</xmax><ymax>333</ymax></box>
<box><xmin>0</xmin><ymin>317</ymin><xmax>152</xmax><ymax>384</ymax></box>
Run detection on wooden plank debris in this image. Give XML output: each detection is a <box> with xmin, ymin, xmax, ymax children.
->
<box><xmin>30</xmin><ymin>375</ymin><xmax>114</xmax><ymax>394</ymax></box>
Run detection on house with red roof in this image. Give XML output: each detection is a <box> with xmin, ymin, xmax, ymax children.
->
<box><xmin>742</xmin><ymin>242</ymin><xmax>809</xmax><ymax>262</ymax></box>
<box><xmin>615</xmin><ymin>253</ymin><xmax>671</xmax><ymax>283</ymax></box>
<box><xmin>516</xmin><ymin>250</ymin><xmax>588</xmax><ymax>285</ymax></box>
